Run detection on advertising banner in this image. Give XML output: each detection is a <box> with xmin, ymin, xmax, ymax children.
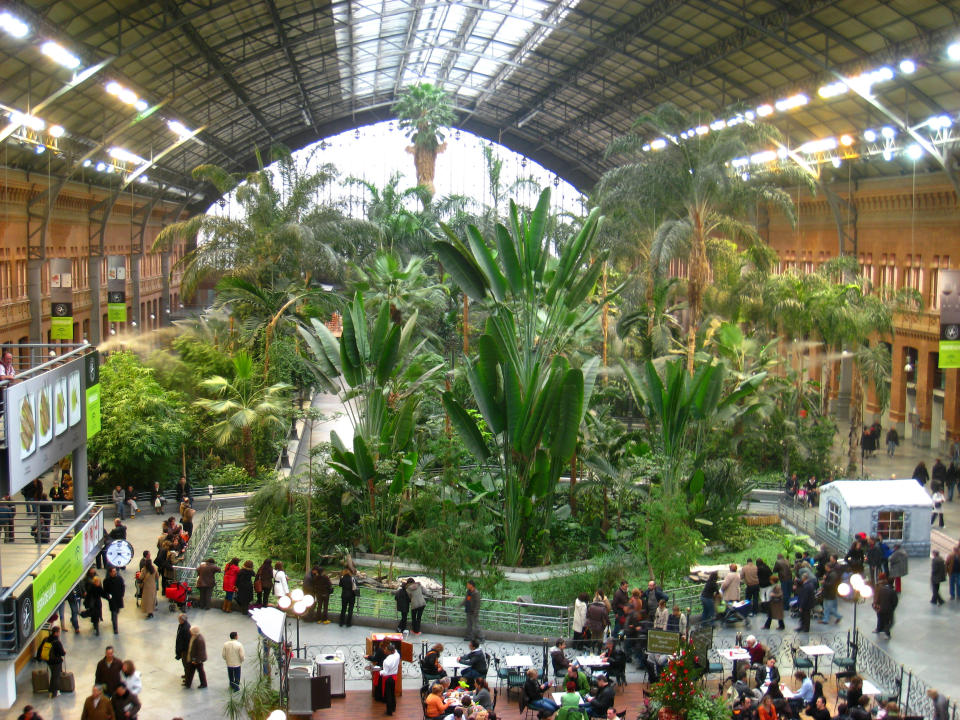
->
<box><xmin>647</xmin><ymin>629</ymin><xmax>681</xmax><ymax>654</ymax></box>
<box><xmin>82</xmin><ymin>509</ymin><xmax>104</xmax><ymax>565</ymax></box>
<box><xmin>31</xmin><ymin>529</ymin><xmax>84</xmax><ymax>631</ymax></box>
<box><xmin>49</xmin><ymin>258</ymin><xmax>74</xmax><ymax>341</ymax></box>
<box><xmin>85</xmin><ymin>351</ymin><xmax>101</xmax><ymax>438</ymax></box>
<box><xmin>107</xmin><ymin>256</ymin><xmax>127</xmax><ymax>323</ymax></box>
<box><xmin>3</xmin><ymin>355</ymin><xmax>87</xmax><ymax>495</ymax></box>
<box><xmin>939</xmin><ymin>269</ymin><xmax>960</xmax><ymax>368</ymax></box>
<box><xmin>16</xmin><ymin>586</ymin><xmax>34</xmax><ymax>650</ymax></box>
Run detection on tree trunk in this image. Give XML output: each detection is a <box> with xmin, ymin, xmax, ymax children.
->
<box><xmin>601</xmin><ymin>263</ymin><xmax>609</xmax><ymax>370</ymax></box>
<box><xmin>462</xmin><ymin>295</ymin><xmax>469</xmax><ymax>354</ymax></box>
<box><xmin>569</xmin><ymin>452</ymin><xmax>578</xmax><ymax>516</ymax></box>
<box><xmin>242</xmin><ymin>426</ymin><xmax>256</xmax><ymax>477</ymax></box>
<box><xmin>412</xmin><ymin>143</ymin><xmax>444</xmax><ymax>196</ymax></box>
<box><xmin>686</xmin><ymin>213</ymin><xmax>707</xmax><ymax>376</ymax></box>
<box><xmin>849</xmin><ymin>363</ymin><xmax>863</xmax><ymax>474</ymax></box>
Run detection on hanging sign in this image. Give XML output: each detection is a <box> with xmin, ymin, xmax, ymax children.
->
<box><xmin>49</xmin><ymin>258</ymin><xmax>74</xmax><ymax>340</ymax></box>
<box><xmin>107</xmin><ymin>256</ymin><xmax>127</xmax><ymax>323</ymax></box>
<box><xmin>939</xmin><ymin>270</ymin><xmax>960</xmax><ymax>368</ymax></box>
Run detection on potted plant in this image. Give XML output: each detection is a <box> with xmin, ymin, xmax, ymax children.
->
<box><xmin>645</xmin><ymin>641</ymin><xmax>728</xmax><ymax>720</ymax></box>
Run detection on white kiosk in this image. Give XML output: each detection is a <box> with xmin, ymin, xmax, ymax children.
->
<box><xmin>817</xmin><ymin>479</ymin><xmax>933</xmax><ymax>557</ymax></box>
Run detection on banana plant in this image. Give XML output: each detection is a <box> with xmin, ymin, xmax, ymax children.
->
<box><xmin>434</xmin><ymin>188</ymin><xmax>615</xmax><ymax>565</ymax></box>
<box><xmin>298</xmin><ymin>292</ymin><xmax>444</xmax><ymax>550</ymax></box>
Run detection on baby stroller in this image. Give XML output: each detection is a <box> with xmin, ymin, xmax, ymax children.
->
<box><xmin>721</xmin><ymin>599</ymin><xmax>751</xmax><ymax>627</ymax></box>
<box><xmin>165</xmin><ymin>581</ymin><xmax>192</xmax><ymax>612</ymax></box>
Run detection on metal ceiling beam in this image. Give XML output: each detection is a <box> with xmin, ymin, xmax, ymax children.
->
<box><xmin>263</xmin><ymin>0</ymin><xmax>318</xmax><ymax>133</ymax></box>
<box><xmin>542</xmin><ymin>0</ymin><xmax>842</xmax><ymax>147</ymax></box>
<box><xmin>500</xmin><ymin>0</ymin><xmax>689</xmax><ymax>127</ymax></box>
<box><xmin>159</xmin><ymin>0</ymin><xmax>275</xmax><ymax>142</ymax></box>
<box><xmin>436</xmin><ymin>2</ymin><xmax>484</xmax><ymax>87</ymax></box>
<box><xmin>392</xmin><ymin>0</ymin><xmax>425</xmax><ymax>95</ymax></box>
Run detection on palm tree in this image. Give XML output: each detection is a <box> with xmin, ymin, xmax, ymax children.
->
<box><xmin>605</xmin><ymin>103</ymin><xmax>811</xmax><ymax>375</ymax></box>
<box><xmin>392</xmin><ymin>83</ymin><xmax>457</xmax><ymax>195</ymax></box>
<box><xmin>350</xmin><ymin>252</ymin><xmax>447</xmax><ymax>322</ymax></box>
<box><xmin>194</xmin><ymin>351</ymin><xmax>291</xmax><ymax>476</ymax></box>
<box><xmin>153</xmin><ymin>146</ymin><xmax>340</xmax><ymax>297</ymax></box>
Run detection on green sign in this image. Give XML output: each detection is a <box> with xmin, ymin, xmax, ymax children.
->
<box><xmin>940</xmin><ymin>341</ymin><xmax>960</xmax><ymax>369</ymax></box>
<box><xmin>86</xmin><ymin>383</ymin><xmax>101</xmax><ymax>438</ymax></box>
<box><xmin>50</xmin><ymin>316</ymin><xmax>73</xmax><ymax>340</ymax></box>
<box><xmin>107</xmin><ymin>303</ymin><xmax>127</xmax><ymax>322</ymax></box>
<box><xmin>32</xmin><ymin>530</ymin><xmax>84</xmax><ymax>631</ymax></box>
<box><xmin>647</xmin><ymin>629</ymin><xmax>682</xmax><ymax>654</ymax></box>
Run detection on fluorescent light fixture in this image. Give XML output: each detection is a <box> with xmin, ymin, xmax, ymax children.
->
<box><xmin>35</xmin><ymin>145</ymin><xmax>45</xmax><ymax>154</ymax></box>
<box><xmin>108</xmin><ymin>147</ymin><xmax>146</xmax><ymax>164</ymax></box>
<box><xmin>138</xmin><ymin>175</ymin><xmax>149</xmax><ymax>183</ymax></box>
<box><xmin>0</xmin><ymin>11</ymin><xmax>29</xmax><ymax>38</ymax></box>
<box><xmin>831</xmin><ymin>157</ymin><xmax>841</xmax><ymax>168</ymax></box>
<box><xmin>650</xmin><ymin>138</ymin><xmax>667</xmax><ymax>150</ymax></box>
<box><xmin>839</xmin><ymin>134</ymin><xmax>854</xmax><ymax>146</ymax></box>
<box><xmin>48</xmin><ymin>125</ymin><xmax>64</xmax><ymax>138</ymax></box>
<box><xmin>106</xmin><ymin>81</ymin><xmax>147</xmax><ymax>110</ymax></box>
<box><xmin>10</xmin><ymin>111</ymin><xmax>45</xmax><ymax>131</ymax></box>
<box><xmin>798</xmin><ymin>137</ymin><xmax>837</xmax><ymax>154</ymax></box>
<box><xmin>756</xmin><ymin>104</ymin><xmax>774</xmax><ymax>117</ymax></box>
<box><xmin>695</xmin><ymin>125</ymin><xmax>709</xmax><ymax>135</ymax></box>
<box><xmin>744</xmin><ymin>110</ymin><xmax>756</xmax><ymax>121</ymax></box>
<box><xmin>41</xmin><ymin>41</ymin><xmax>81</xmax><ymax>70</ymax></box>
<box><xmin>731</xmin><ymin>157</ymin><xmax>749</xmax><ymax>168</ymax></box>
<box><xmin>881</xmin><ymin>126</ymin><xmax>896</xmax><ymax>139</ymax></box>
<box><xmin>927</xmin><ymin>115</ymin><xmax>953</xmax><ymax>130</ymax></box>
<box><xmin>641</xmin><ymin>144</ymin><xmax>650</xmax><ymax>152</ymax></box>
<box><xmin>95</xmin><ymin>162</ymin><xmax>106</xmax><ymax>172</ymax></box>
<box><xmin>82</xmin><ymin>159</ymin><xmax>92</xmax><ymax>167</ymax></box>
<box><xmin>167</xmin><ymin>119</ymin><xmax>192</xmax><ymax>138</ymax></box>
<box><xmin>710</xmin><ymin>119</ymin><xmax>726</xmax><ymax>131</ymax></box>
<box><xmin>948</xmin><ymin>42</ymin><xmax>960</xmax><ymax>61</ymax></box>
<box><xmin>899</xmin><ymin>59</ymin><xmax>916</xmax><ymax>74</ymax></box>
<box><xmin>750</xmin><ymin>150</ymin><xmax>777</xmax><ymax>164</ymax></box>
<box><xmin>906</xmin><ymin>144</ymin><xmax>923</xmax><ymax>160</ymax></box>
<box><xmin>863</xmin><ymin>129</ymin><xmax>877</xmax><ymax>142</ymax></box>
<box><xmin>775</xmin><ymin>93</ymin><xmax>808</xmax><ymax>112</ymax></box>
<box><xmin>818</xmin><ymin>81</ymin><xmax>847</xmax><ymax>99</ymax></box>
<box><xmin>882</xmin><ymin>149</ymin><xmax>893</xmax><ymax>161</ymax></box>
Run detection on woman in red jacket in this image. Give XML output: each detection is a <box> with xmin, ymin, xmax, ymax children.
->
<box><xmin>222</xmin><ymin>557</ymin><xmax>240</xmax><ymax>613</ymax></box>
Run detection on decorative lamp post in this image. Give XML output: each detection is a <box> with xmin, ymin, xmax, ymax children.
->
<box><xmin>837</xmin><ymin>573</ymin><xmax>873</xmax><ymax>668</ymax></box>
<box><xmin>267</xmin><ymin>711</ymin><xmax>287</xmax><ymax>720</ymax></box>
<box><xmin>278</xmin><ymin>588</ymin><xmax>315</xmax><ymax>658</ymax></box>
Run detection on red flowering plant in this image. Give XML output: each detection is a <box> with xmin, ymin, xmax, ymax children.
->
<box><xmin>648</xmin><ymin>639</ymin><xmax>706</xmax><ymax>717</ymax></box>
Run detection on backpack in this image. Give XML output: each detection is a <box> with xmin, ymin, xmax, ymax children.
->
<box><xmin>38</xmin><ymin>639</ymin><xmax>52</xmax><ymax>662</ymax></box>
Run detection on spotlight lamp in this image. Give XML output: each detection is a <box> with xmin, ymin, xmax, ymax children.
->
<box><xmin>899</xmin><ymin>58</ymin><xmax>916</xmax><ymax>74</ymax></box>
<box><xmin>0</xmin><ymin>11</ymin><xmax>30</xmax><ymax>38</ymax></box>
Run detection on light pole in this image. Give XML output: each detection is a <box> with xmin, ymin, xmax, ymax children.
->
<box><xmin>837</xmin><ymin>573</ymin><xmax>873</xmax><ymax>668</ymax></box>
<box><xmin>278</xmin><ymin>588</ymin><xmax>315</xmax><ymax>659</ymax></box>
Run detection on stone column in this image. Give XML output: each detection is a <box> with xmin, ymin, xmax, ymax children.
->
<box><xmin>88</xmin><ymin>257</ymin><xmax>101</xmax><ymax>345</ymax></box>
<box><xmin>160</xmin><ymin>251</ymin><xmax>171</xmax><ymax>327</ymax></box>
<box><xmin>943</xmin><ymin>369</ymin><xmax>960</xmax><ymax>449</ymax></box>
<box><xmin>836</xmin><ymin>355</ymin><xmax>853</xmax><ymax>421</ymax></box>
<box><xmin>130</xmin><ymin>252</ymin><xmax>141</xmax><ymax>333</ymax></box>
<box><xmin>914</xmin><ymin>347</ymin><xmax>935</xmax><ymax>447</ymax></box>
<box><xmin>889</xmin><ymin>338</ymin><xmax>907</xmax><ymax>437</ymax></box>
<box><xmin>72</xmin><ymin>443</ymin><xmax>88</xmax><ymax>515</ymax></box>
<box><xmin>27</xmin><ymin>258</ymin><xmax>43</xmax><ymax>365</ymax></box>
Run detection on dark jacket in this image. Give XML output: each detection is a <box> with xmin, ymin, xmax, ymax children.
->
<box><xmin>822</xmin><ymin>568</ymin><xmax>842</xmax><ymax>600</ymax></box>
<box><xmin>187</xmin><ymin>633</ymin><xmax>207</xmax><ymax>663</ymax></box>
<box><xmin>195</xmin><ymin>561</ymin><xmax>221</xmax><ymax>588</ymax></box>
<box><xmin>459</xmin><ymin>647</ymin><xmax>487</xmax><ymax>675</ymax></box>
<box><xmin>585</xmin><ymin>601</ymin><xmax>609</xmax><ymax>635</ymax></box>
<box><xmin>932</xmin><ymin>556</ymin><xmax>947</xmax><ymax>584</ymax></box>
<box><xmin>339</xmin><ymin>573</ymin><xmax>357</xmax><ymax>600</ymax></box>
<box><xmin>316</xmin><ymin>572</ymin><xmax>333</xmax><ymax>597</ymax></box>
<box><xmin>757</xmin><ymin>561</ymin><xmax>773</xmax><ymax>588</ymax></box>
<box><xmin>175</xmin><ymin>620</ymin><xmax>191</xmax><ymax>659</ymax></box>
<box><xmin>796</xmin><ymin>577</ymin><xmax>817</xmax><ymax>611</ymax></box>
<box><xmin>111</xmin><ymin>691</ymin><xmax>141</xmax><ymax>719</ymax></box>
<box><xmin>522</xmin><ymin>678</ymin><xmax>546</xmax><ymax>705</ymax></box>
<box><xmin>235</xmin><ymin>568</ymin><xmax>255</xmax><ymax>605</ymax></box>
<box><xmin>103</xmin><ymin>574</ymin><xmax>125</xmax><ymax>612</ymax></box>
<box><xmin>550</xmin><ymin>647</ymin><xmax>570</xmax><ymax>674</ymax></box>
<box><xmin>95</xmin><ymin>656</ymin><xmax>124</xmax><ymax>693</ymax></box>
<box><xmin>612</xmin><ymin>587</ymin><xmax>630</xmax><ymax>614</ymax></box>
<box><xmin>888</xmin><ymin>549</ymin><xmax>909</xmax><ymax>578</ymax></box>
<box><xmin>395</xmin><ymin>584</ymin><xmax>411</xmax><ymax>613</ymax></box>
<box><xmin>866</xmin><ymin>543</ymin><xmax>884</xmax><ymax>569</ymax></box>
<box><xmin>773</xmin><ymin>557</ymin><xmax>793</xmax><ymax>583</ymax></box>
<box><xmin>756</xmin><ymin>665</ymin><xmax>781</xmax><ymax>692</ymax></box>
<box><xmin>84</xmin><ymin>584</ymin><xmax>105</xmax><ymax>622</ymax></box>
<box><xmin>873</xmin><ymin>583</ymin><xmax>898</xmax><ymax>614</ymax></box>
<box><xmin>463</xmin><ymin>587</ymin><xmax>480</xmax><ymax>614</ymax></box>
<box><xmin>586</xmin><ymin>683</ymin><xmax>616</xmax><ymax>715</ymax></box>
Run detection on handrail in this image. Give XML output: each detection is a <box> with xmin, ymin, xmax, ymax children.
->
<box><xmin>0</xmin><ymin>502</ymin><xmax>99</xmax><ymax>601</ymax></box>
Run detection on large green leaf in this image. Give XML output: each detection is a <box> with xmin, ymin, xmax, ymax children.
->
<box><xmin>442</xmin><ymin>392</ymin><xmax>490</xmax><ymax>461</ymax></box>
<box><xmin>353</xmin><ymin>434</ymin><xmax>376</xmax><ymax>481</ymax></box>
<box><xmin>350</xmin><ymin>293</ymin><xmax>370</xmax><ymax>363</ymax></box>
<box><xmin>433</xmin><ymin>241</ymin><xmax>488</xmax><ymax>301</ymax></box>
<box><xmin>550</xmin><ymin>368</ymin><xmax>584</xmax><ymax>459</ymax></box>
<box><xmin>466</xmin><ymin>224</ymin><xmax>507</xmax><ymax>302</ymax></box>
<box><xmin>495</xmin><ymin>224</ymin><xmax>523</xmax><ymax>295</ymax></box>
<box><xmin>563</xmin><ymin>255</ymin><xmax>606</xmax><ymax>309</ymax></box>
<box><xmin>374</xmin><ymin>324</ymin><xmax>402</xmax><ymax>385</ymax></box>
<box><xmin>340</xmin><ymin>303</ymin><xmax>362</xmax><ymax>369</ymax></box>
<box><xmin>391</xmin><ymin>397</ymin><xmax>416</xmax><ymax>452</ymax></box>
<box><xmin>370</xmin><ymin>302</ymin><xmax>391</xmax><ymax>361</ymax></box>
<box><xmin>465</xmin><ymin>356</ymin><xmax>505</xmax><ymax>436</ymax></box>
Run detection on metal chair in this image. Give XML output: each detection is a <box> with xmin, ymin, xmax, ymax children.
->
<box><xmin>791</xmin><ymin>645</ymin><xmax>814</xmax><ymax>675</ymax></box>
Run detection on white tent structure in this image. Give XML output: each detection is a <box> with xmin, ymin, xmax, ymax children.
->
<box><xmin>817</xmin><ymin>479</ymin><xmax>933</xmax><ymax>557</ymax></box>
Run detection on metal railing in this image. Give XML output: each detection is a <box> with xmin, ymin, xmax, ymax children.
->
<box><xmin>174</xmin><ymin>500</ymin><xmax>231</xmax><ymax>585</ymax></box>
<box><xmin>777</xmin><ymin>495</ymin><xmax>854</xmax><ymax>555</ymax></box>
<box><xmin>88</xmin><ymin>480</ymin><xmax>265</xmax><ymax>511</ymax></box>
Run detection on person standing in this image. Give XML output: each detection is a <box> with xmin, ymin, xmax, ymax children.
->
<box><xmin>795</xmin><ymin>572</ymin><xmax>816</xmax><ymax>632</ymax></box>
<box><xmin>928</xmin><ymin>689</ymin><xmax>950</xmax><ymax>720</ymax></box>
<box><xmin>931</xmin><ymin>489</ymin><xmax>946</xmax><ymax>528</ymax></box>
<box><xmin>272</xmin><ymin>561</ymin><xmax>289</xmax><ymax>601</ymax></box>
<box><xmin>611</xmin><ymin>581</ymin><xmax>630</xmax><ymax>636</ymax></box>
<box><xmin>932</xmin><ymin>459</ymin><xmax>948</xmax><ymax>493</ymax></box>
<box><xmin>888</xmin><ymin>545</ymin><xmax>909</xmax><ymax>593</ymax></box>
<box><xmin>0</xmin><ymin>495</ymin><xmax>15</xmax><ymax>542</ymax></box>
<box><xmin>338</xmin><ymin>569</ymin><xmax>357</xmax><ymax>627</ymax></box>
<box><xmin>873</xmin><ymin>578</ymin><xmax>898</xmax><ymax>638</ymax></box>
<box><xmin>380</xmin><ymin>642</ymin><xmax>400</xmax><ymax>716</ymax></box>
<box><xmin>700</xmin><ymin>571</ymin><xmax>719</xmax><ymax>625</ymax></box>
<box><xmin>150</xmin><ymin>482</ymin><xmax>164</xmax><ymax>514</ymax></box>
<box><xmin>84</xmin><ymin>575</ymin><xmax>105</xmax><ymax>636</ymax></box>
<box><xmin>66</xmin><ymin>585</ymin><xmax>81</xmax><ymax>634</ymax></box>
<box><xmin>103</xmin><ymin>568</ymin><xmax>125</xmax><ymax>634</ymax></box>
<box><xmin>742</xmin><ymin>559</ymin><xmax>760</xmax><ymax>615</ymax></box>
<box><xmin>315</xmin><ymin>568</ymin><xmax>332</xmax><ymax>623</ymax></box>
<box><xmin>761</xmin><ymin>575</ymin><xmax>785</xmax><ymax>630</ymax></box>
<box><xmin>222</xmin><ymin>557</ymin><xmax>239</xmax><ymax>613</ymax></box>
<box><xmin>183</xmin><ymin>626</ymin><xmax>208</xmax><ymax>689</ymax></box>
<box><xmin>913</xmin><ymin>461</ymin><xmax>929</xmax><ymax>487</ymax></box>
<box><xmin>112</xmin><ymin>486</ymin><xmax>125</xmax><ymax>521</ymax></box>
<box><xmin>819</xmin><ymin>562</ymin><xmax>842</xmax><ymax>625</ymax></box>
<box><xmin>235</xmin><ymin>561</ymin><xmax>255</xmax><ymax>615</ymax></box>
<box><xmin>174</xmin><ymin>614</ymin><xmax>191</xmax><ymax>681</ymax></box>
<box><xmin>110</xmin><ymin>684</ymin><xmax>140</xmax><ymax>719</ymax></box>
<box><xmin>885</xmin><ymin>427</ymin><xmax>899</xmax><ymax>457</ymax></box>
<box><xmin>179</xmin><ymin>499</ymin><xmax>195</xmax><ymax>538</ymax></box>
<box><xmin>254</xmin><ymin>558</ymin><xmax>273</xmax><ymax>607</ymax></box>
<box><xmin>947</xmin><ymin>461</ymin><xmax>959</xmax><ymax>502</ymax></box>
<box><xmin>41</xmin><ymin>626</ymin><xmax>65</xmax><ymax>698</ymax></box>
<box><xmin>463</xmin><ymin>579</ymin><xmax>483</xmax><ymax>642</ymax></box>
<box><xmin>95</xmin><ymin>646</ymin><xmax>123</xmax><ymax>697</ymax></box>
<box><xmin>222</xmin><ymin>631</ymin><xmax>245</xmax><ymax>692</ymax></box>
<box><xmin>119</xmin><ymin>661</ymin><xmax>141</xmax><ymax>696</ymax></box>
<box><xmin>406</xmin><ymin>577</ymin><xmax>425</xmax><ymax>634</ymax></box>
<box><xmin>195</xmin><ymin>558</ymin><xmax>221</xmax><ymax>610</ymax></box>
<box><xmin>80</xmin><ymin>685</ymin><xmax>116</xmax><ymax>720</ymax></box>
<box><xmin>139</xmin><ymin>559</ymin><xmax>158</xmax><ymax>619</ymax></box>
<box><xmin>15</xmin><ymin>705</ymin><xmax>42</xmax><ymax>720</ymax></box>
<box><xmin>773</xmin><ymin>554</ymin><xmax>793</xmax><ymax>609</ymax></box>
<box><xmin>931</xmin><ymin>550</ymin><xmax>947</xmax><ymax>605</ymax></box>
<box><xmin>394</xmin><ymin>578</ymin><xmax>411</xmax><ymax>632</ymax></box>
<box><xmin>174</xmin><ymin>476</ymin><xmax>191</xmax><ymax>504</ymax></box>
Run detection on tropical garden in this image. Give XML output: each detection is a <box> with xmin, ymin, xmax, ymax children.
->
<box><xmin>89</xmin><ymin>83</ymin><xmax>917</xmax><ymax>601</ymax></box>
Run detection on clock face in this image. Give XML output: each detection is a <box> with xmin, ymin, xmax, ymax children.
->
<box><xmin>106</xmin><ymin>540</ymin><xmax>134</xmax><ymax>568</ymax></box>
<box><xmin>946</xmin><ymin>324</ymin><xmax>960</xmax><ymax>341</ymax></box>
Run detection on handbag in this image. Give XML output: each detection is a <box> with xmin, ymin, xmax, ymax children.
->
<box><xmin>254</xmin><ymin>578</ymin><xmax>263</xmax><ymax>594</ymax></box>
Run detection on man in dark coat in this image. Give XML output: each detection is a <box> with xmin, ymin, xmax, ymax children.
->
<box><xmin>111</xmin><ymin>684</ymin><xmax>141</xmax><ymax>719</ymax></box>
<box><xmin>394</xmin><ymin>578</ymin><xmax>411</xmax><ymax>632</ymax></box>
<box><xmin>931</xmin><ymin>550</ymin><xmax>947</xmax><ymax>605</ymax></box>
<box><xmin>932</xmin><ymin>459</ymin><xmax>947</xmax><ymax>492</ymax></box>
<box><xmin>95</xmin><ymin>646</ymin><xmax>124</xmax><ymax>697</ymax></box>
<box><xmin>42</xmin><ymin>626</ymin><xmax>66</xmax><ymax>698</ymax></box>
<box><xmin>183</xmin><ymin>626</ymin><xmax>208</xmax><ymax>689</ymax></box>
<box><xmin>795</xmin><ymin>573</ymin><xmax>816</xmax><ymax>632</ymax></box>
<box><xmin>612</xmin><ymin>580</ymin><xmax>630</xmax><ymax>635</ymax></box>
<box><xmin>174</xmin><ymin>614</ymin><xmax>191</xmax><ymax>680</ymax></box>
<box><xmin>873</xmin><ymin>578</ymin><xmax>898</xmax><ymax>637</ymax></box>
<box><xmin>103</xmin><ymin>568</ymin><xmax>125</xmax><ymax>634</ymax></box>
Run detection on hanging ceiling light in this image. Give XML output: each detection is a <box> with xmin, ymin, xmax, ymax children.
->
<box><xmin>41</xmin><ymin>41</ymin><xmax>81</xmax><ymax>69</ymax></box>
<box><xmin>0</xmin><ymin>11</ymin><xmax>29</xmax><ymax>38</ymax></box>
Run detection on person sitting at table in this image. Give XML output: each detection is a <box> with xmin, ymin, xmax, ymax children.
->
<box><xmin>425</xmin><ymin>683</ymin><xmax>453</xmax><ymax>719</ymax></box>
<box><xmin>580</xmin><ymin>673</ymin><xmax>615</xmax><ymax>718</ymax></box>
<box><xmin>849</xmin><ymin>696</ymin><xmax>872</xmax><ymax>720</ymax></box>
<box><xmin>422</xmin><ymin>644</ymin><xmax>447</xmax><ymax>680</ymax></box>
<box><xmin>459</xmin><ymin>695</ymin><xmax>478</xmax><ymax>719</ymax></box>
<box><xmin>549</xmin><ymin>638</ymin><xmax>570</xmax><ymax>677</ymax></box>
<box><xmin>653</xmin><ymin>598</ymin><xmax>669</xmax><ymax>630</ymax></box>
<box><xmin>789</xmin><ymin>671</ymin><xmax>814</xmax><ymax>716</ymax></box>
<box><xmin>732</xmin><ymin>669</ymin><xmax>755</xmax><ymax>704</ymax></box>
<box><xmin>472</xmin><ymin>678</ymin><xmax>493</xmax><ymax>711</ymax></box>
<box><xmin>565</xmin><ymin>664</ymin><xmax>590</xmax><ymax>695</ymax></box>
<box><xmin>443</xmin><ymin>707</ymin><xmax>465</xmax><ymax>720</ymax></box>
<box><xmin>757</xmin><ymin>693</ymin><xmax>778</xmax><ymax>720</ymax></box>
<box><xmin>732</xmin><ymin>695</ymin><xmax>757</xmax><ymax>720</ymax></box>
<box><xmin>522</xmin><ymin>668</ymin><xmax>560</xmax><ymax>717</ymax></box>
<box><xmin>744</xmin><ymin>635</ymin><xmax>765</xmax><ymax>666</ymax></box>
<box><xmin>845</xmin><ymin>676</ymin><xmax>864</xmax><ymax>710</ymax></box>
<box><xmin>600</xmin><ymin>638</ymin><xmax>626</xmax><ymax>682</ymax></box>
<box><xmin>808</xmin><ymin>696</ymin><xmax>832</xmax><ymax>720</ymax></box>
<box><xmin>755</xmin><ymin>658</ymin><xmax>782</xmax><ymax>699</ymax></box>
<box><xmin>558</xmin><ymin>680</ymin><xmax>583</xmax><ymax>708</ymax></box>
<box><xmin>458</xmin><ymin>639</ymin><xmax>487</xmax><ymax>681</ymax></box>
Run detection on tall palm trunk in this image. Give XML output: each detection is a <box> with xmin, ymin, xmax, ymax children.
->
<box><xmin>242</xmin><ymin>426</ymin><xmax>256</xmax><ymax>477</ymax></box>
<box><xmin>849</xmin><ymin>363</ymin><xmax>863</xmax><ymax>473</ymax></box>
<box><xmin>686</xmin><ymin>210</ymin><xmax>708</xmax><ymax>376</ymax></box>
